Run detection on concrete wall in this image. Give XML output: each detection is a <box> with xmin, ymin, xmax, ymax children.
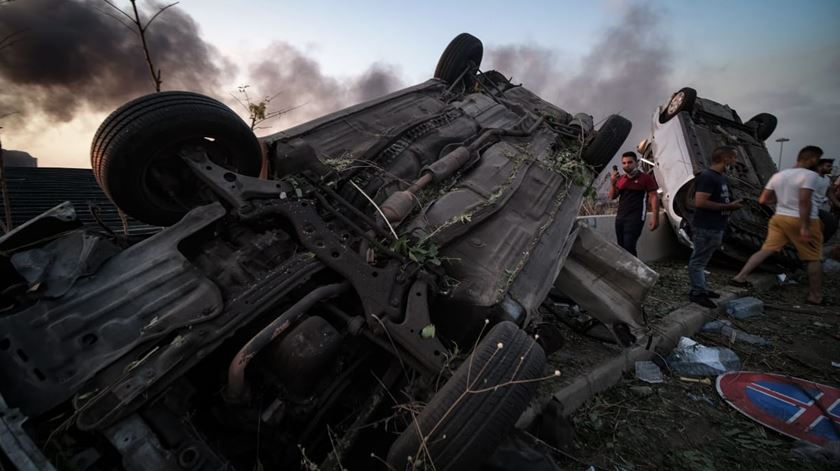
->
<box><xmin>576</xmin><ymin>210</ymin><xmax>681</xmax><ymax>263</ymax></box>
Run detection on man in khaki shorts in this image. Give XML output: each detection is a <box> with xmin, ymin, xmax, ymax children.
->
<box><xmin>731</xmin><ymin>146</ymin><xmax>824</xmax><ymax>305</ymax></box>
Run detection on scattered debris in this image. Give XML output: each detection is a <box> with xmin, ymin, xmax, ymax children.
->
<box><xmin>823</xmin><ymin>259</ymin><xmax>840</xmax><ymax>275</ymax></box>
<box><xmin>777</xmin><ymin>273</ymin><xmax>798</xmax><ymax>285</ymax></box>
<box><xmin>482</xmin><ymin>434</ymin><xmax>563</xmax><ymax>471</ymax></box>
<box><xmin>629</xmin><ymin>386</ymin><xmax>654</xmax><ymax>397</ymax></box>
<box><xmin>687</xmin><ymin>392</ymin><xmax>715</xmax><ymax>406</ymax></box>
<box><xmin>634</xmin><ymin>360</ymin><xmax>664</xmax><ymax>384</ymax></box>
<box><xmin>667</xmin><ymin>337</ymin><xmax>741</xmax><ymax>377</ymax></box>
<box><xmin>702</xmin><ymin>319</ymin><xmax>771</xmax><ymax>346</ymax></box>
<box><xmin>724</xmin><ymin>297</ymin><xmax>764</xmax><ymax>320</ymax></box>
<box><xmin>791</xmin><ymin>442</ymin><xmax>840</xmax><ymax>464</ymax></box>
<box><xmin>679</xmin><ymin>377</ymin><xmax>712</xmax><ymax>385</ymax></box>
<box><xmin>716</xmin><ymin>371</ymin><xmax>840</xmax><ymax>449</ymax></box>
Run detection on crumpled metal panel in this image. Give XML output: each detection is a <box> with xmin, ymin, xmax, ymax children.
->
<box><xmin>554</xmin><ymin>224</ymin><xmax>658</xmax><ymax>332</ymax></box>
<box><xmin>502</xmin><ymin>86</ymin><xmax>573</xmax><ymax>124</ymax></box>
<box><xmin>0</xmin><ymin>204</ymin><xmax>226</xmax><ymax>416</ymax></box>
<box><xmin>0</xmin><ymin>201</ymin><xmax>81</xmax><ymax>253</ymax></box>
<box><xmin>11</xmin><ymin>230</ymin><xmax>120</xmax><ymax>298</ymax></box>
<box><xmin>410</xmin><ymin>130</ymin><xmax>578</xmax><ymax>314</ymax></box>
<box><xmin>264</xmin><ymin>80</ymin><xmax>448</xmax><ymax>163</ymax></box>
<box><xmin>104</xmin><ymin>414</ymin><xmax>180</xmax><ymax>471</ymax></box>
<box><xmin>508</xmin><ymin>183</ymin><xmax>586</xmax><ymax>318</ymax></box>
<box><xmin>455</xmin><ymin>93</ymin><xmax>521</xmax><ymax>129</ymax></box>
<box><xmin>0</xmin><ymin>393</ymin><xmax>56</xmax><ymax>471</ymax></box>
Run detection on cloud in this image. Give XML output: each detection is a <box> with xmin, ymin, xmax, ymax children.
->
<box><xmin>485</xmin><ymin>2</ymin><xmax>674</xmax><ymax>171</ymax></box>
<box><xmin>244</xmin><ymin>41</ymin><xmax>405</xmax><ymax>132</ymax></box>
<box><xmin>0</xmin><ymin>0</ymin><xmax>232</xmax><ymax>125</ymax></box>
<box><xmin>0</xmin><ymin>0</ymin><xmax>405</xmax><ymax>160</ymax></box>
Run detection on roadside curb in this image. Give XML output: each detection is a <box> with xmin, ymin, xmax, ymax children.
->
<box><xmin>518</xmin><ymin>273</ymin><xmax>777</xmax><ymax>426</ymax></box>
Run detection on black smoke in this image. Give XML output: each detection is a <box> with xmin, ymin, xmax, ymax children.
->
<box><xmin>0</xmin><ymin>0</ymin><xmax>231</xmax><ymax>123</ymax></box>
<box><xmin>245</xmin><ymin>41</ymin><xmax>405</xmax><ymax>131</ymax></box>
<box><xmin>0</xmin><ymin>1</ymin><xmax>405</xmax><ymax>142</ymax></box>
<box><xmin>486</xmin><ymin>2</ymin><xmax>673</xmax><ymax>172</ymax></box>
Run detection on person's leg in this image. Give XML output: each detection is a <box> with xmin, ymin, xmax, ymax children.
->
<box><xmin>807</xmin><ymin>261</ymin><xmax>822</xmax><ymax>304</ymax></box>
<box><xmin>615</xmin><ymin>219</ymin><xmax>641</xmax><ymax>256</ymax></box>
<box><xmin>615</xmin><ymin>220</ymin><xmax>625</xmax><ymax>251</ymax></box>
<box><xmin>733</xmin><ymin>215</ymin><xmax>787</xmax><ymax>282</ymax></box>
<box><xmin>623</xmin><ymin>218</ymin><xmax>644</xmax><ymax>257</ymax></box>
<box><xmin>732</xmin><ymin>250</ymin><xmax>775</xmax><ymax>282</ymax></box>
<box><xmin>801</xmin><ymin>218</ymin><xmax>824</xmax><ymax>304</ymax></box>
<box><xmin>688</xmin><ymin>228</ymin><xmax>723</xmax><ymax>295</ymax></box>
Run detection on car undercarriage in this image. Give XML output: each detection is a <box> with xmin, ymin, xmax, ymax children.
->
<box><xmin>0</xmin><ymin>34</ymin><xmax>631</xmax><ymax>470</ymax></box>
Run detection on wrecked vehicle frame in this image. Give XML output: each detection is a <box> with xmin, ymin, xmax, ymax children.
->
<box><xmin>0</xmin><ymin>33</ymin><xmax>631</xmax><ymax>470</ymax></box>
<box><xmin>640</xmin><ymin>86</ymin><xmax>801</xmax><ymax>268</ymax></box>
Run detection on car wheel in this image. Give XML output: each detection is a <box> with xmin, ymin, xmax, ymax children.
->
<box><xmin>659</xmin><ymin>87</ymin><xmax>697</xmax><ymax>123</ymax></box>
<box><xmin>581</xmin><ymin>115</ymin><xmax>632</xmax><ymax>173</ymax></box>
<box><xmin>745</xmin><ymin>113</ymin><xmax>778</xmax><ymax>141</ymax></box>
<box><xmin>434</xmin><ymin>33</ymin><xmax>483</xmax><ymax>85</ymax></box>
<box><xmin>387</xmin><ymin>321</ymin><xmax>545</xmax><ymax>471</ymax></box>
<box><xmin>91</xmin><ymin>91</ymin><xmax>262</xmax><ymax>226</ymax></box>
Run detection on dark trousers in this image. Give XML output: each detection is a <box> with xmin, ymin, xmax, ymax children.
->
<box><xmin>615</xmin><ymin>218</ymin><xmax>644</xmax><ymax>257</ymax></box>
<box><xmin>688</xmin><ymin>227</ymin><xmax>724</xmax><ymax>295</ymax></box>
<box><xmin>819</xmin><ymin>209</ymin><xmax>838</xmax><ymax>242</ymax></box>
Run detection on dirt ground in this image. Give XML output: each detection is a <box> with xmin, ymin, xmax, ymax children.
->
<box><xmin>537</xmin><ymin>255</ymin><xmax>840</xmax><ymax>471</ymax></box>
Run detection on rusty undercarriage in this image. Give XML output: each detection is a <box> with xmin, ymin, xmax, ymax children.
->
<box><xmin>0</xmin><ymin>34</ymin><xmax>635</xmax><ymax>470</ymax></box>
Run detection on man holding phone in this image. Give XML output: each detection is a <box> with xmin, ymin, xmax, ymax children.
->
<box><xmin>608</xmin><ymin>151</ymin><xmax>659</xmax><ymax>257</ymax></box>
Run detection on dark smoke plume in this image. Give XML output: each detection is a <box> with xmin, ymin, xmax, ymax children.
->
<box><xmin>487</xmin><ymin>3</ymin><xmax>673</xmax><ymax>169</ymax></box>
<box><xmin>246</xmin><ymin>41</ymin><xmax>405</xmax><ymax>131</ymax></box>
<box><xmin>0</xmin><ymin>0</ymin><xmax>231</xmax><ymax>123</ymax></box>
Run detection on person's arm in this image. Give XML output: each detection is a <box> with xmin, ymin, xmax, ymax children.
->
<box><xmin>798</xmin><ymin>188</ymin><xmax>814</xmax><ymax>242</ymax></box>
<box><xmin>608</xmin><ymin>170</ymin><xmax>620</xmax><ymax>200</ymax></box>
<box><xmin>647</xmin><ymin>190</ymin><xmax>659</xmax><ymax>230</ymax></box>
<box><xmin>758</xmin><ymin>188</ymin><xmax>776</xmax><ymax>205</ymax></box>
<box><xmin>695</xmin><ymin>192</ymin><xmax>743</xmax><ymax>211</ymax></box>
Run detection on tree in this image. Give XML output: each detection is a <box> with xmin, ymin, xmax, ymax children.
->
<box><xmin>232</xmin><ymin>85</ymin><xmax>303</xmax><ymax>131</ymax></box>
<box><xmin>101</xmin><ymin>0</ymin><xmax>178</xmax><ymax>92</ymax></box>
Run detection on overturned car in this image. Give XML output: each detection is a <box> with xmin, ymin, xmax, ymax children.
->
<box><xmin>639</xmin><ymin>87</ymin><xmax>799</xmax><ymax>267</ymax></box>
<box><xmin>0</xmin><ymin>34</ymin><xmax>631</xmax><ymax>470</ymax></box>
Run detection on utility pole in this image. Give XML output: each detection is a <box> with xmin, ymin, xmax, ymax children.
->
<box><xmin>775</xmin><ymin>137</ymin><xmax>790</xmax><ymax>170</ymax></box>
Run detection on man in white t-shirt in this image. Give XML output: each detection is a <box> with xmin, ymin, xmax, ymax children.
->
<box><xmin>731</xmin><ymin>146</ymin><xmax>824</xmax><ymax>305</ymax></box>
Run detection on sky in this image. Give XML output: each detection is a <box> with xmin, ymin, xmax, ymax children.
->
<box><xmin>1</xmin><ymin>0</ymin><xmax>839</xmax><ymax>170</ymax></box>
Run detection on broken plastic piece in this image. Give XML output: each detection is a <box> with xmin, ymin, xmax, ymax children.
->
<box><xmin>724</xmin><ymin>297</ymin><xmax>764</xmax><ymax>320</ymax></box>
<box><xmin>702</xmin><ymin>319</ymin><xmax>770</xmax><ymax>346</ymax></box>
<box><xmin>667</xmin><ymin>337</ymin><xmax>741</xmax><ymax>377</ymax></box>
<box><xmin>635</xmin><ymin>360</ymin><xmax>664</xmax><ymax>384</ymax></box>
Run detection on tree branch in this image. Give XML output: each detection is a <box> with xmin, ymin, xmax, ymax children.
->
<box><xmin>102</xmin><ymin>0</ymin><xmax>137</xmax><ymax>24</ymax></box>
<box><xmin>92</xmin><ymin>6</ymin><xmax>137</xmax><ymax>34</ymax></box>
<box><xmin>0</xmin><ymin>28</ymin><xmax>26</xmax><ymax>52</ymax></box>
<box><xmin>143</xmin><ymin>2</ymin><xmax>178</xmax><ymax>31</ymax></box>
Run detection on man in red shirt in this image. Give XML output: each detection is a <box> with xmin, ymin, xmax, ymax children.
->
<box><xmin>608</xmin><ymin>151</ymin><xmax>659</xmax><ymax>257</ymax></box>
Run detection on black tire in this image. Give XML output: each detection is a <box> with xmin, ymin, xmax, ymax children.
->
<box><xmin>746</xmin><ymin>113</ymin><xmax>778</xmax><ymax>141</ymax></box>
<box><xmin>581</xmin><ymin>115</ymin><xmax>632</xmax><ymax>173</ymax></box>
<box><xmin>434</xmin><ymin>33</ymin><xmax>483</xmax><ymax>85</ymax></box>
<box><xmin>387</xmin><ymin>321</ymin><xmax>545</xmax><ymax>471</ymax></box>
<box><xmin>659</xmin><ymin>87</ymin><xmax>697</xmax><ymax>123</ymax></box>
<box><xmin>91</xmin><ymin>91</ymin><xmax>261</xmax><ymax>226</ymax></box>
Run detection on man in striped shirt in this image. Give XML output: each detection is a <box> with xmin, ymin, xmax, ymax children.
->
<box><xmin>608</xmin><ymin>151</ymin><xmax>659</xmax><ymax>257</ymax></box>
